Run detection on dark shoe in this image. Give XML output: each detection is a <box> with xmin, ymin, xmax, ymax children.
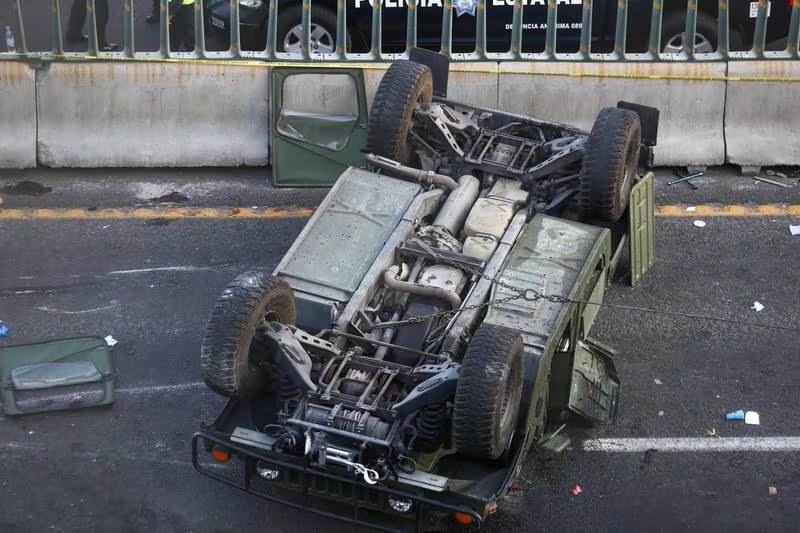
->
<box><xmin>65</xmin><ymin>32</ymin><xmax>88</xmax><ymax>44</ymax></box>
<box><xmin>100</xmin><ymin>41</ymin><xmax>120</xmax><ymax>52</ymax></box>
<box><xmin>146</xmin><ymin>9</ymin><xmax>159</xmax><ymax>24</ymax></box>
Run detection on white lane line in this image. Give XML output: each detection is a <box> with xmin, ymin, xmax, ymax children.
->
<box><xmin>116</xmin><ymin>382</ymin><xmax>206</xmax><ymax>395</ymax></box>
<box><xmin>581</xmin><ymin>437</ymin><xmax>800</xmax><ymax>452</ymax></box>
<box><xmin>107</xmin><ymin>266</ymin><xmax>213</xmax><ymax>275</ymax></box>
<box><xmin>34</xmin><ymin>303</ymin><xmax>120</xmax><ymax>315</ymax></box>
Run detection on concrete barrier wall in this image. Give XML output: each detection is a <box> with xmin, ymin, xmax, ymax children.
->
<box><xmin>498</xmin><ymin>62</ymin><xmax>728</xmax><ymax>167</ymax></box>
<box><xmin>36</xmin><ymin>62</ymin><xmax>269</xmax><ymax>167</ymax></box>
<box><xmin>1</xmin><ymin>60</ymin><xmax>798</xmax><ymax>169</ymax></box>
<box><xmin>0</xmin><ymin>62</ymin><xmax>36</xmax><ymax>168</ymax></box>
<box><xmin>725</xmin><ymin>61</ymin><xmax>800</xmax><ymax>168</ymax></box>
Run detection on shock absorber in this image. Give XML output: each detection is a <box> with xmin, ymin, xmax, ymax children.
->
<box><xmin>413</xmin><ymin>403</ymin><xmax>447</xmax><ymax>453</ymax></box>
<box><xmin>278</xmin><ymin>373</ymin><xmax>300</xmax><ymax>414</ymax></box>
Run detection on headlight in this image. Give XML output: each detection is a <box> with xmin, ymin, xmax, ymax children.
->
<box><xmin>255</xmin><ymin>462</ymin><xmax>280</xmax><ymax>480</ymax></box>
<box><xmin>239</xmin><ymin>0</ymin><xmax>263</xmax><ymax>7</ymax></box>
<box><xmin>387</xmin><ymin>495</ymin><xmax>414</xmax><ymax>514</ymax></box>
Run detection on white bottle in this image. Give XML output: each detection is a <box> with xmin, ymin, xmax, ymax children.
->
<box><xmin>5</xmin><ymin>25</ymin><xmax>15</xmax><ymax>53</ymax></box>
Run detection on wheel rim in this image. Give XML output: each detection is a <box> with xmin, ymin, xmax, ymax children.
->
<box><xmin>498</xmin><ymin>363</ymin><xmax>518</xmax><ymax>431</ymax></box>
<box><xmin>283</xmin><ymin>23</ymin><xmax>335</xmax><ymax>54</ymax></box>
<box><xmin>663</xmin><ymin>32</ymin><xmax>714</xmax><ymax>54</ymax></box>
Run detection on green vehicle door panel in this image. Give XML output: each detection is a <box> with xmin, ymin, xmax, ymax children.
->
<box><xmin>568</xmin><ymin>338</ymin><xmax>620</xmax><ymax>424</ymax></box>
<box><xmin>271</xmin><ymin>67</ymin><xmax>368</xmax><ymax>186</ymax></box>
<box><xmin>629</xmin><ymin>172</ymin><xmax>656</xmax><ymax>287</ymax></box>
<box><xmin>0</xmin><ymin>337</ymin><xmax>114</xmax><ymax>415</ymax></box>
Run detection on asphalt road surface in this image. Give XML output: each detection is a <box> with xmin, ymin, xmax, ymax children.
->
<box><xmin>1</xmin><ymin>167</ymin><xmax>799</xmax><ymax>532</ymax></box>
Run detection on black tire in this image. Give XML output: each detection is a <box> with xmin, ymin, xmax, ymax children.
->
<box><xmin>579</xmin><ymin>108</ymin><xmax>642</xmax><ymax>223</ymax></box>
<box><xmin>453</xmin><ymin>324</ymin><xmax>524</xmax><ymax>461</ymax></box>
<box><xmin>201</xmin><ymin>271</ymin><xmax>296</xmax><ymax>399</ymax></box>
<box><xmin>276</xmin><ymin>5</ymin><xmax>347</xmax><ymax>54</ymax></box>
<box><xmin>366</xmin><ymin>61</ymin><xmax>433</xmax><ymax>165</ymax></box>
<box><xmin>660</xmin><ymin>12</ymin><xmax>733</xmax><ymax>54</ymax></box>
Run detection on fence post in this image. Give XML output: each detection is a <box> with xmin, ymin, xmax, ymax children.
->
<box><xmin>406</xmin><ymin>0</ymin><xmax>418</xmax><ymax>53</ymax></box>
<box><xmin>510</xmin><ymin>0</ymin><xmax>523</xmax><ymax>59</ymax></box>
<box><xmin>752</xmin><ymin>0</ymin><xmax>769</xmax><ymax>57</ymax></box>
<box><xmin>123</xmin><ymin>0</ymin><xmax>135</xmax><ymax>57</ymax></box>
<box><xmin>717</xmin><ymin>0</ymin><xmax>729</xmax><ymax>57</ymax></box>
<box><xmin>789</xmin><ymin>2</ymin><xmax>800</xmax><ymax>56</ymax></box>
<box><xmin>52</xmin><ymin>0</ymin><xmax>64</xmax><ymax>56</ymax></box>
<box><xmin>336</xmin><ymin>0</ymin><xmax>348</xmax><ymax>58</ymax></box>
<box><xmin>683</xmin><ymin>0</ymin><xmax>698</xmax><ymax>57</ymax></box>
<box><xmin>160</xmin><ymin>0</ymin><xmax>169</xmax><ymax>58</ymax></box>
<box><xmin>578</xmin><ymin>0</ymin><xmax>592</xmax><ymax>59</ymax></box>
<box><xmin>475</xmin><ymin>0</ymin><xmax>487</xmax><ymax>59</ymax></box>
<box><xmin>648</xmin><ymin>0</ymin><xmax>663</xmax><ymax>57</ymax></box>
<box><xmin>11</xmin><ymin>0</ymin><xmax>27</xmax><ymax>55</ymax></box>
<box><xmin>614</xmin><ymin>0</ymin><xmax>628</xmax><ymax>58</ymax></box>
<box><xmin>544</xmin><ymin>0</ymin><xmax>557</xmax><ymax>58</ymax></box>
<box><xmin>195</xmin><ymin>0</ymin><xmax>206</xmax><ymax>57</ymax></box>
<box><xmin>371</xmin><ymin>0</ymin><xmax>383</xmax><ymax>58</ymax></box>
<box><xmin>440</xmin><ymin>0</ymin><xmax>453</xmax><ymax>58</ymax></box>
<box><xmin>230</xmin><ymin>0</ymin><xmax>241</xmax><ymax>57</ymax></box>
<box><xmin>266</xmin><ymin>0</ymin><xmax>278</xmax><ymax>59</ymax></box>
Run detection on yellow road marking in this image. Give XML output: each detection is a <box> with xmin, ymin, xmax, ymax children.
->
<box><xmin>655</xmin><ymin>204</ymin><xmax>800</xmax><ymax>217</ymax></box>
<box><xmin>0</xmin><ymin>205</ymin><xmax>797</xmax><ymax>220</ymax></box>
<box><xmin>0</xmin><ymin>207</ymin><xmax>315</xmax><ymax>220</ymax></box>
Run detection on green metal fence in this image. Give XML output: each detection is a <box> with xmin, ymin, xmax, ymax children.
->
<box><xmin>1</xmin><ymin>0</ymin><xmax>798</xmax><ymax>61</ymax></box>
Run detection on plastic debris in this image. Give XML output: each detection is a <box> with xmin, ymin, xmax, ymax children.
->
<box><xmin>790</xmin><ymin>225</ymin><xmax>800</xmax><ymax>236</ymax></box>
<box><xmin>685</xmin><ymin>206</ymin><xmax>697</xmax><ymax>212</ymax></box>
<box><xmin>768</xmin><ymin>486</ymin><xmax>778</xmax><ymax>496</ymax></box>
<box><xmin>658</xmin><ymin>410</ymin><xmax>665</xmax><ymax>417</ymax></box>
<box><xmin>751</xmin><ymin>301</ymin><xmax>765</xmax><ymax>312</ymax></box>
<box><xmin>766</xmin><ymin>170</ymin><xmax>788</xmax><ymax>179</ymax></box>
<box><xmin>745</xmin><ymin>411</ymin><xmax>760</xmax><ymax>425</ymax></box>
<box><xmin>726</xmin><ymin>409</ymin><xmax>745</xmax><ymax>420</ymax></box>
<box><xmin>0</xmin><ymin>322</ymin><xmax>7</xmax><ymax>337</ymax></box>
<box><xmin>706</xmin><ymin>428</ymin><xmax>721</xmax><ymax>439</ymax></box>
<box><xmin>654</xmin><ymin>378</ymin><xmax>663</xmax><ymax>385</ymax></box>
<box><xmin>104</xmin><ymin>335</ymin><xmax>118</xmax><ymax>347</ymax></box>
<box><xmin>693</xmin><ymin>220</ymin><xmax>706</xmax><ymax>228</ymax></box>
<box><xmin>570</xmin><ymin>484</ymin><xmax>583</xmax><ymax>496</ymax></box>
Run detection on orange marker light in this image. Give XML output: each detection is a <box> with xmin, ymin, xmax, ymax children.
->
<box><xmin>454</xmin><ymin>512</ymin><xmax>474</xmax><ymax>525</ymax></box>
<box><xmin>210</xmin><ymin>448</ymin><xmax>230</xmax><ymax>463</ymax></box>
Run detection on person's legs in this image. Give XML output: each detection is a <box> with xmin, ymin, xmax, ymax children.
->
<box><xmin>66</xmin><ymin>0</ymin><xmax>87</xmax><ymax>40</ymax></box>
<box><xmin>94</xmin><ymin>0</ymin><xmax>109</xmax><ymax>45</ymax></box>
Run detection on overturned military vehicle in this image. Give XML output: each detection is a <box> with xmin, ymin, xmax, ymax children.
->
<box><xmin>193</xmin><ymin>56</ymin><xmax>657</xmax><ymax>531</ymax></box>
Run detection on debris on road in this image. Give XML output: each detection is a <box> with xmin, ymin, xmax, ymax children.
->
<box><xmin>693</xmin><ymin>220</ymin><xmax>706</xmax><ymax>228</ymax></box>
<box><xmin>744</xmin><ymin>411</ymin><xmax>761</xmax><ymax>425</ymax></box>
<box><xmin>150</xmin><ymin>191</ymin><xmax>189</xmax><ymax>203</ymax></box>
<box><xmin>726</xmin><ymin>409</ymin><xmax>745</xmax><ymax>420</ymax></box>
<box><xmin>751</xmin><ymin>301</ymin><xmax>765</xmax><ymax>312</ymax></box>
<box><xmin>0</xmin><ymin>180</ymin><xmax>53</xmax><ymax>196</ymax></box>
<box><xmin>658</xmin><ymin>410</ymin><xmax>665</xmax><ymax>416</ymax></box>
<box><xmin>654</xmin><ymin>378</ymin><xmax>663</xmax><ymax>385</ymax></box>
<box><xmin>104</xmin><ymin>335</ymin><xmax>118</xmax><ymax>347</ymax></box>
<box><xmin>668</xmin><ymin>172</ymin><xmax>702</xmax><ymax>186</ymax></box>
<box><xmin>0</xmin><ymin>322</ymin><xmax>7</xmax><ymax>337</ymax></box>
<box><xmin>753</xmin><ymin>176</ymin><xmax>788</xmax><ymax>188</ymax></box>
<box><xmin>706</xmin><ymin>428</ymin><xmax>721</xmax><ymax>439</ymax></box>
<box><xmin>768</xmin><ymin>486</ymin><xmax>778</xmax><ymax>496</ymax></box>
<box><xmin>685</xmin><ymin>206</ymin><xmax>697</xmax><ymax>212</ymax></box>
<box><xmin>765</xmin><ymin>170</ymin><xmax>788</xmax><ymax>179</ymax></box>
<box><xmin>790</xmin><ymin>225</ymin><xmax>800</xmax><ymax>236</ymax></box>
<box><xmin>570</xmin><ymin>484</ymin><xmax>583</xmax><ymax>496</ymax></box>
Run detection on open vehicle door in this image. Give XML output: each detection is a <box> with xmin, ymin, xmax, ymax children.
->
<box><xmin>568</xmin><ymin>338</ymin><xmax>620</xmax><ymax>424</ymax></box>
<box><xmin>271</xmin><ymin>67</ymin><xmax>368</xmax><ymax>186</ymax></box>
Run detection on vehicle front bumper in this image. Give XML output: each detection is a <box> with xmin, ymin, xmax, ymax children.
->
<box><xmin>193</xmin><ymin>431</ymin><xmax>484</xmax><ymax>532</ymax></box>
